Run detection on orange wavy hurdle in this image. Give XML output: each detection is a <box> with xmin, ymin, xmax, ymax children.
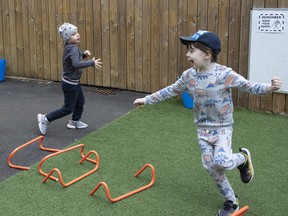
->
<box><xmin>231</xmin><ymin>206</ymin><xmax>249</xmax><ymax>216</ymax></box>
<box><xmin>38</xmin><ymin>144</ymin><xmax>100</xmax><ymax>186</ymax></box>
<box><xmin>8</xmin><ymin>136</ymin><xmax>60</xmax><ymax>170</ymax></box>
<box><xmin>90</xmin><ymin>164</ymin><xmax>156</xmax><ymax>203</ymax></box>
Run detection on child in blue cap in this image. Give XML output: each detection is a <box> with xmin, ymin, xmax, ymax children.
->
<box><xmin>133</xmin><ymin>30</ymin><xmax>282</xmax><ymax>216</ymax></box>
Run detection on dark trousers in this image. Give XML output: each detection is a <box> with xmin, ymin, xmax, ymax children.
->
<box><xmin>46</xmin><ymin>81</ymin><xmax>85</xmax><ymax>123</ymax></box>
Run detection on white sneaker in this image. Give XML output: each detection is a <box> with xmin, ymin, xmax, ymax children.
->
<box><xmin>67</xmin><ymin>120</ymin><xmax>88</xmax><ymax>129</ymax></box>
<box><xmin>37</xmin><ymin>114</ymin><xmax>48</xmax><ymax>135</ymax></box>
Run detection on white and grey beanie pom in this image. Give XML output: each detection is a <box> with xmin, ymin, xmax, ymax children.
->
<box><xmin>58</xmin><ymin>23</ymin><xmax>77</xmax><ymax>41</ymax></box>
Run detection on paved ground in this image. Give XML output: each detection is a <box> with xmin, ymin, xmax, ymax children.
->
<box><xmin>0</xmin><ymin>78</ymin><xmax>146</xmax><ymax>182</ymax></box>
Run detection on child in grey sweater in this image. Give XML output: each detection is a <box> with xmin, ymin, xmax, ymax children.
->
<box><xmin>133</xmin><ymin>30</ymin><xmax>282</xmax><ymax>216</ymax></box>
<box><xmin>38</xmin><ymin>23</ymin><xmax>102</xmax><ymax>135</ymax></box>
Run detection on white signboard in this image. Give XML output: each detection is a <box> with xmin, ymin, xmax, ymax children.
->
<box><xmin>249</xmin><ymin>9</ymin><xmax>288</xmax><ymax>94</ymax></box>
<box><xmin>257</xmin><ymin>12</ymin><xmax>285</xmax><ymax>32</ymax></box>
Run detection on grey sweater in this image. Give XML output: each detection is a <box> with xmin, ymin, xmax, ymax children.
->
<box><xmin>145</xmin><ymin>63</ymin><xmax>271</xmax><ymax>127</ymax></box>
<box><xmin>62</xmin><ymin>44</ymin><xmax>95</xmax><ymax>84</ymax></box>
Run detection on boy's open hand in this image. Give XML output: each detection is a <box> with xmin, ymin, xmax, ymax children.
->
<box><xmin>92</xmin><ymin>57</ymin><xmax>103</xmax><ymax>70</ymax></box>
<box><xmin>267</xmin><ymin>76</ymin><xmax>282</xmax><ymax>92</ymax></box>
<box><xmin>133</xmin><ymin>98</ymin><xmax>146</xmax><ymax>106</ymax></box>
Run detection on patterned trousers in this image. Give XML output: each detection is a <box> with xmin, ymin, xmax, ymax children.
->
<box><xmin>197</xmin><ymin>126</ymin><xmax>245</xmax><ymax>200</ymax></box>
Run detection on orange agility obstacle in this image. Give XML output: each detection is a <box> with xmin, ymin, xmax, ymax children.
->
<box><xmin>90</xmin><ymin>164</ymin><xmax>155</xmax><ymax>203</ymax></box>
<box><xmin>38</xmin><ymin>144</ymin><xmax>99</xmax><ymax>186</ymax></box>
<box><xmin>231</xmin><ymin>206</ymin><xmax>250</xmax><ymax>216</ymax></box>
<box><xmin>8</xmin><ymin>136</ymin><xmax>60</xmax><ymax>170</ymax></box>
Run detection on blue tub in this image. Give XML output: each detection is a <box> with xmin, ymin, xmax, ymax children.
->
<box><xmin>0</xmin><ymin>59</ymin><xmax>6</xmax><ymax>81</ymax></box>
<box><xmin>182</xmin><ymin>92</ymin><xmax>194</xmax><ymax>109</ymax></box>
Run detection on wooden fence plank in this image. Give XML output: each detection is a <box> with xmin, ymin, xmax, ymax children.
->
<box><xmin>49</xmin><ymin>0</ymin><xmax>58</xmax><ymax>81</ymax></box>
<box><xmin>62</xmin><ymin>0</ymin><xmax>69</xmax><ymax>22</ymax></box>
<box><xmin>55</xmin><ymin>0</ymin><xmax>64</xmax><ymax>81</ymax></box>
<box><xmin>117</xmin><ymin>0</ymin><xmax>127</xmax><ymax>89</ymax></box>
<box><xmin>35</xmin><ymin>0</ymin><xmax>44</xmax><ymax>80</ymax></box>
<box><xmin>285</xmin><ymin>95</ymin><xmax>288</xmax><ymax>113</ymax></box>
<box><xmin>217</xmin><ymin>0</ymin><xmax>229</xmax><ymax>66</ymax></box>
<box><xmin>42</xmin><ymin>0</ymin><xmax>50</xmax><ymax>80</ymax></box>
<box><xmin>168</xmin><ymin>0</ymin><xmax>178</xmax><ymax>84</ymax></box>
<box><xmin>15</xmin><ymin>0</ymin><xmax>25</xmax><ymax>77</ymax></box>
<box><xmin>265</xmin><ymin>0</ymin><xmax>278</xmax><ymax>7</ymax></box>
<box><xmin>85</xmin><ymin>0</ymin><xmax>95</xmax><ymax>86</ymax></box>
<box><xmin>159</xmin><ymin>0</ymin><xmax>169</xmax><ymax>88</ymax></box>
<box><xmin>28</xmin><ymin>0</ymin><xmax>37</xmax><ymax>78</ymax></box>
<box><xmin>126</xmin><ymin>0</ymin><xmax>135</xmax><ymax>90</ymax></box>
<box><xmin>150</xmin><ymin>0</ymin><xmax>160</xmax><ymax>92</ymax></box>
<box><xmin>3</xmin><ymin>0</ymin><xmax>12</xmax><ymax>72</ymax></box>
<box><xmin>197</xmin><ymin>0</ymin><xmax>208</xmax><ymax>29</ymax></box>
<box><xmin>8</xmin><ymin>0</ymin><xmax>17</xmax><ymax>76</ymax></box>
<box><xmin>237</xmin><ymin>0</ymin><xmax>252</xmax><ymax>109</ymax></box>
<box><xmin>207</xmin><ymin>0</ymin><xmax>218</xmax><ymax>33</ymax></box>
<box><xmin>109</xmin><ymin>0</ymin><xmax>119</xmax><ymax>88</ymax></box>
<box><xmin>178</xmin><ymin>0</ymin><xmax>188</xmax><ymax>81</ymax></box>
<box><xmin>228</xmin><ymin>0</ymin><xmax>241</xmax><ymax>107</ymax></box>
<box><xmin>21</xmin><ymin>0</ymin><xmax>31</xmax><ymax>78</ymax></box>
<box><xmin>278</xmin><ymin>0</ymin><xmax>288</xmax><ymax>7</ymax></box>
<box><xmin>273</xmin><ymin>93</ymin><xmax>285</xmax><ymax>114</ymax></box>
<box><xmin>78</xmin><ymin>0</ymin><xmax>88</xmax><ymax>84</ymax></box>
<box><xmin>187</xmin><ymin>0</ymin><xmax>198</xmax><ymax>34</ymax></box>
<box><xmin>135</xmin><ymin>0</ymin><xmax>143</xmax><ymax>91</ymax></box>
<box><xmin>69</xmin><ymin>0</ymin><xmax>78</xmax><ymax>26</ymax></box>
<box><xmin>252</xmin><ymin>0</ymin><xmax>265</xmax><ymax>7</ymax></box>
<box><xmin>60</xmin><ymin>0</ymin><xmax>69</xmax><ymax>76</ymax></box>
<box><xmin>101</xmin><ymin>0</ymin><xmax>111</xmax><ymax>87</ymax></box>
<box><xmin>185</xmin><ymin>0</ymin><xmax>198</xmax><ymax>72</ymax></box>
<box><xmin>142</xmin><ymin>0</ymin><xmax>151</xmax><ymax>92</ymax></box>
<box><xmin>0</xmin><ymin>0</ymin><xmax>3</xmax><ymax>59</ymax></box>
<box><xmin>92</xmin><ymin>0</ymin><xmax>102</xmax><ymax>86</ymax></box>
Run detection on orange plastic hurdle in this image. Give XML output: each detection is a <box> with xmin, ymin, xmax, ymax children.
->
<box><xmin>231</xmin><ymin>206</ymin><xmax>249</xmax><ymax>216</ymax></box>
<box><xmin>90</xmin><ymin>164</ymin><xmax>155</xmax><ymax>203</ymax></box>
<box><xmin>8</xmin><ymin>136</ymin><xmax>60</xmax><ymax>170</ymax></box>
<box><xmin>38</xmin><ymin>144</ymin><xmax>100</xmax><ymax>186</ymax></box>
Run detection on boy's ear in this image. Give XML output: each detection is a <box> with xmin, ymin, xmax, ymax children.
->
<box><xmin>204</xmin><ymin>51</ymin><xmax>212</xmax><ymax>60</ymax></box>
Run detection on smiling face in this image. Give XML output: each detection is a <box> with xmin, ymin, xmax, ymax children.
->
<box><xmin>68</xmin><ymin>30</ymin><xmax>80</xmax><ymax>44</ymax></box>
<box><xmin>186</xmin><ymin>43</ymin><xmax>211</xmax><ymax>70</ymax></box>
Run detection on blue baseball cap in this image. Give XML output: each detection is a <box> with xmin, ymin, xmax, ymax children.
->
<box><xmin>180</xmin><ymin>30</ymin><xmax>221</xmax><ymax>55</ymax></box>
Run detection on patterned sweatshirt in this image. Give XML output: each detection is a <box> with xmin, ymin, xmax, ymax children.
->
<box><xmin>144</xmin><ymin>63</ymin><xmax>271</xmax><ymax>127</ymax></box>
<box><xmin>62</xmin><ymin>44</ymin><xmax>95</xmax><ymax>85</ymax></box>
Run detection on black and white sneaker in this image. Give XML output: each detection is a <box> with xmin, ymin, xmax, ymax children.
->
<box><xmin>217</xmin><ymin>200</ymin><xmax>239</xmax><ymax>216</ymax></box>
<box><xmin>238</xmin><ymin>148</ymin><xmax>254</xmax><ymax>183</ymax></box>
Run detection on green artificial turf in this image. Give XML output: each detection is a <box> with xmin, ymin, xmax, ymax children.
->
<box><xmin>1</xmin><ymin>98</ymin><xmax>288</xmax><ymax>216</ymax></box>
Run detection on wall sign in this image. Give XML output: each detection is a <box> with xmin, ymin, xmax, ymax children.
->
<box><xmin>257</xmin><ymin>12</ymin><xmax>285</xmax><ymax>32</ymax></box>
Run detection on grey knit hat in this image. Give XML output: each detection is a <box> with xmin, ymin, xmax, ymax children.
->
<box><xmin>58</xmin><ymin>23</ymin><xmax>77</xmax><ymax>41</ymax></box>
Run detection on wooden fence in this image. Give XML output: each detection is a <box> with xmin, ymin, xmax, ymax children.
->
<box><xmin>0</xmin><ymin>0</ymin><xmax>287</xmax><ymax>114</ymax></box>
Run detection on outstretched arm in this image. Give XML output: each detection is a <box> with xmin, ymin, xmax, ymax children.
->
<box><xmin>133</xmin><ymin>71</ymin><xmax>189</xmax><ymax>107</ymax></box>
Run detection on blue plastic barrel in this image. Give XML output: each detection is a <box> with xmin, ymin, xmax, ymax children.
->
<box><xmin>182</xmin><ymin>92</ymin><xmax>194</xmax><ymax>109</ymax></box>
<box><xmin>0</xmin><ymin>59</ymin><xmax>6</xmax><ymax>81</ymax></box>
